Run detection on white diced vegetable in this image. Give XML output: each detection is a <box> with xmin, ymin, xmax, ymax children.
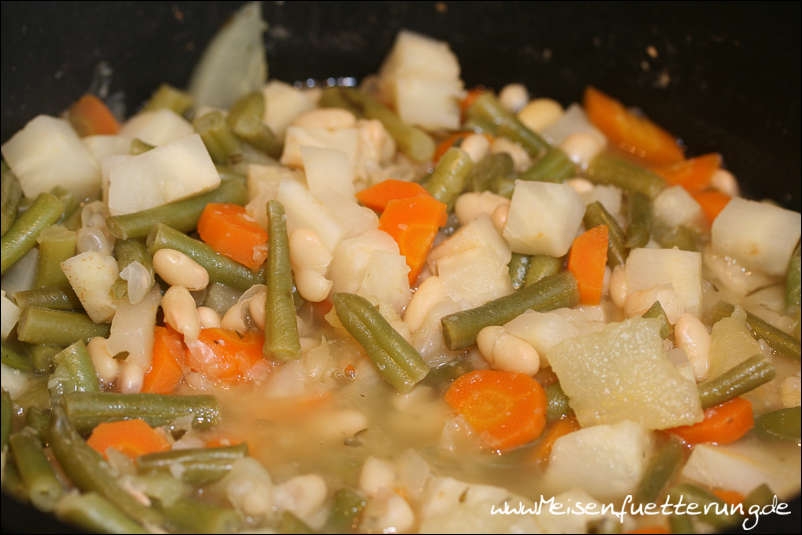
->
<box><xmin>711</xmin><ymin>197</ymin><xmax>801</xmax><ymax>277</ymax></box>
<box><xmin>103</xmin><ymin>134</ymin><xmax>220</xmax><ymax>216</ymax></box>
<box><xmin>301</xmin><ymin>145</ymin><xmax>355</xmax><ymax>199</ymax></box>
<box><xmin>356</xmin><ymin>250</ymin><xmax>412</xmax><ymax>316</ymax></box>
<box><xmin>653</xmin><ymin>185</ymin><xmax>704</xmax><ymax>228</ymax></box>
<box><xmin>707</xmin><ymin>307</ymin><xmax>764</xmax><ymax>379</ymax></box>
<box><xmin>502</xmin><ymin>180</ymin><xmax>585</xmax><ymax>256</ymax></box>
<box><xmin>280</xmin><ymin>126</ymin><xmax>359</xmax><ymax>171</ymax></box>
<box><xmin>245</xmin><ymin>164</ymin><xmax>302</xmax><ymax>228</ymax></box>
<box><xmin>435</xmin><ymin>247</ymin><xmax>512</xmax><ymax>309</ymax></box>
<box><xmin>61</xmin><ymin>251</ymin><xmax>119</xmax><ymax>323</ymax></box>
<box><xmin>2</xmin><ymin>115</ymin><xmax>101</xmax><ymax>200</ymax></box>
<box><xmin>545</xmin><ymin>420</ymin><xmax>653</xmax><ymax>501</ymax></box>
<box><xmin>82</xmin><ymin>135</ymin><xmax>134</xmax><ymax>163</ymax></box>
<box><xmin>107</xmin><ymin>286</ymin><xmax>161</xmax><ymax>393</ymax></box>
<box><xmin>702</xmin><ymin>246</ymin><xmax>776</xmax><ymax>298</ymax></box>
<box><xmin>263</xmin><ymin>80</ymin><xmax>319</xmax><ymax>138</ymax></box>
<box><xmin>277</xmin><ymin>179</ymin><xmax>344</xmax><ymax>252</ymax></box>
<box><xmin>391</xmin><ymin>76</ymin><xmax>463</xmax><ymax>131</ymax></box>
<box><xmin>119</xmin><ymin>109</ymin><xmax>194</xmax><ymax>146</ymax></box>
<box><xmin>578</xmin><ymin>184</ymin><xmax>623</xmax><ymax>221</ymax></box>
<box><xmin>1</xmin><ymin>363</ymin><xmax>32</xmax><ymax>400</ymax></box>
<box><xmin>625</xmin><ymin>247</ymin><xmax>703</xmax><ymax>316</ymax></box>
<box><xmin>1</xmin><ymin>290</ymin><xmax>20</xmax><ymax>340</ymax></box>
<box><xmin>0</xmin><ymin>248</ymin><xmax>38</xmax><ymax>295</ymax></box>
<box><xmin>541</xmin><ymin>103</ymin><xmax>606</xmax><ymax>148</ymax></box>
<box><xmin>329</xmin><ymin>229</ymin><xmax>401</xmax><ymax>295</ymax></box>
<box><xmin>430</xmin><ymin>214</ymin><xmax>511</xmax><ymax>269</ymax></box>
<box><xmin>546</xmin><ymin>317</ymin><xmax>703</xmax><ymax>429</ymax></box>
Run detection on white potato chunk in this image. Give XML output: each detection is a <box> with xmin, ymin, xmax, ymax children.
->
<box><xmin>277</xmin><ymin>179</ymin><xmax>344</xmax><ymax>252</ymax></box>
<box><xmin>625</xmin><ymin>247</ymin><xmax>703</xmax><ymax>316</ymax></box>
<box><xmin>1</xmin><ymin>290</ymin><xmax>20</xmax><ymax>340</ymax></box>
<box><xmin>82</xmin><ymin>135</ymin><xmax>134</xmax><ymax>163</ymax></box>
<box><xmin>61</xmin><ymin>251</ymin><xmax>119</xmax><ymax>323</ymax></box>
<box><xmin>653</xmin><ymin>185</ymin><xmax>704</xmax><ymax>229</ymax></box>
<box><xmin>119</xmin><ymin>108</ymin><xmax>194</xmax><ymax>146</ymax></box>
<box><xmin>263</xmin><ymin>80</ymin><xmax>319</xmax><ymax>138</ymax></box>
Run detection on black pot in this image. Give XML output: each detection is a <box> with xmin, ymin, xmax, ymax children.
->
<box><xmin>2</xmin><ymin>2</ymin><xmax>799</xmax><ymax>533</ymax></box>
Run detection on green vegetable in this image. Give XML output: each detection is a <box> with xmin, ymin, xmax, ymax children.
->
<box><xmin>1</xmin><ymin>340</ymin><xmax>33</xmax><ymax>372</ymax></box>
<box><xmin>467</xmin><ymin>152</ymin><xmax>515</xmax><ymax>193</ymax></box>
<box><xmin>524</xmin><ymin>254</ymin><xmax>563</xmax><ymax>287</ymax></box>
<box><xmin>642</xmin><ymin>300</ymin><xmax>673</xmax><ymax>339</ymax></box>
<box><xmin>136</xmin><ymin>443</ymin><xmax>248</xmax><ymax>485</ymax></box>
<box><xmin>625</xmin><ymin>192</ymin><xmax>652</xmax><ymax>249</ymax></box>
<box><xmin>754</xmin><ymin>406</ymin><xmax>800</xmax><ymax>442</ymax></box>
<box><xmin>545</xmin><ymin>382</ymin><xmax>571</xmax><ymax>422</ymax></box>
<box><xmin>786</xmin><ymin>241</ymin><xmax>801</xmax><ymax>313</ymax></box>
<box><xmin>711</xmin><ymin>302</ymin><xmax>801</xmax><ymax>360</ymax></box>
<box><xmin>9</xmin><ymin>429</ymin><xmax>65</xmax><ymax>511</ymax></box>
<box><xmin>1</xmin><ymin>388</ymin><xmax>12</xmax><ymax>450</ymax></box>
<box><xmin>55</xmin><ymin>491</ymin><xmax>148</xmax><ymax>534</ymax></box>
<box><xmin>586</xmin><ymin>152</ymin><xmax>666</xmax><ymax>199</ymax></box>
<box><xmin>33</xmin><ymin>225</ymin><xmax>76</xmax><ymax>290</ymax></box>
<box><xmin>227</xmin><ymin>91</ymin><xmax>281</xmax><ymax>158</ymax></box>
<box><xmin>508</xmin><ymin>253</ymin><xmax>531</xmax><ymax>290</ymax></box>
<box><xmin>264</xmin><ymin>200</ymin><xmax>301</xmax><ymax>360</ymax></box>
<box><xmin>160</xmin><ymin>496</ymin><xmax>242</xmax><ymax>534</ymax></box>
<box><xmin>465</xmin><ymin>92</ymin><xmax>550</xmax><ymax>159</ymax></box>
<box><xmin>49</xmin><ymin>340</ymin><xmax>100</xmax><ymax>398</ymax></box>
<box><xmin>325</xmin><ymin>487</ymin><xmax>367</xmax><ymax>533</ymax></box>
<box><xmin>697</xmin><ymin>354</ymin><xmax>775</xmax><ymax>409</ymax></box>
<box><xmin>634</xmin><ymin>437</ymin><xmax>685</xmax><ymax>504</ymax></box>
<box><xmin>1</xmin><ymin>192</ymin><xmax>65</xmax><ymax>274</ymax></box>
<box><xmin>583</xmin><ymin>201</ymin><xmax>628</xmax><ymax>268</ymax></box>
<box><xmin>423</xmin><ymin>146</ymin><xmax>474</xmax><ymax>209</ymax></box>
<box><xmin>193</xmin><ymin>110</ymin><xmax>243</xmax><ymax>165</ymax></box>
<box><xmin>1</xmin><ymin>161</ymin><xmax>23</xmax><ymax>237</ymax></box>
<box><xmin>143</xmin><ymin>83</ymin><xmax>194</xmax><ymax>115</ymax></box>
<box><xmin>16</xmin><ymin>307</ymin><xmax>110</xmax><ymax>346</ymax></box>
<box><xmin>518</xmin><ymin>147</ymin><xmax>576</xmax><ymax>183</ymax></box>
<box><xmin>11</xmin><ymin>287</ymin><xmax>82</xmax><ymax>311</ymax></box>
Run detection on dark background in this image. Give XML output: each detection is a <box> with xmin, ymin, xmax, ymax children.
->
<box><xmin>2</xmin><ymin>1</ymin><xmax>800</xmax><ymax>533</ymax></box>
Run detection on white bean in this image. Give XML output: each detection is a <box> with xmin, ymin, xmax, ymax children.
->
<box><xmin>197</xmin><ymin>306</ymin><xmax>221</xmax><ymax>329</ymax></box>
<box><xmin>152</xmin><ymin>248</ymin><xmax>209</xmax><ymax>291</ymax></box>
<box><xmin>460</xmin><ymin>133</ymin><xmax>490</xmax><ymax>163</ymax></box>
<box><xmin>292</xmin><ymin>107</ymin><xmax>356</xmax><ymax>130</ymax></box>
<box><xmin>359</xmin><ymin>457</ymin><xmax>396</xmax><ymax>497</ymax></box>
<box><xmin>247</xmin><ymin>290</ymin><xmax>267</xmax><ymax>330</ymax></box>
<box><xmin>275</xmin><ymin>474</ymin><xmax>328</xmax><ymax>519</ymax></box>
<box><xmin>295</xmin><ymin>268</ymin><xmax>333</xmax><ymax>303</ymax></box>
<box><xmin>491</xmin><ymin>137</ymin><xmax>531</xmax><ymax>172</ymax></box>
<box><xmin>404</xmin><ymin>276</ymin><xmax>445</xmax><ymax>332</ymax></box>
<box><xmin>477</xmin><ymin>325</ymin><xmax>540</xmax><ymax>375</ymax></box>
<box><xmin>499</xmin><ymin>83</ymin><xmax>529</xmax><ymax>113</ymax></box>
<box><xmin>221</xmin><ymin>301</ymin><xmax>249</xmax><ymax>334</ymax></box>
<box><xmin>780</xmin><ymin>374</ymin><xmax>801</xmax><ymax>408</ymax></box>
<box><xmin>161</xmin><ymin>285</ymin><xmax>200</xmax><ymax>340</ymax></box>
<box><xmin>609</xmin><ymin>265</ymin><xmax>628</xmax><ymax>308</ymax></box>
<box><xmin>87</xmin><ymin>336</ymin><xmax>120</xmax><ymax>384</ymax></box>
<box><xmin>674</xmin><ymin>313</ymin><xmax>711</xmax><ymax>381</ymax></box>
<box><xmin>517</xmin><ymin>98</ymin><xmax>563</xmax><ymax>133</ymax></box>
<box><xmin>224</xmin><ymin>458</ymin><xmax>273</xmax><ymax>518</ymax></box>
<box><xmin>290</xmin><ymin>229</ymin><xmax>332</xmax><ymax>271</ymax></box>
<box><xmin>710</xmin><ymin>168</ymin><xmax>740</xmax><ymax>197</ymax></box>
<box><xmin>454</xmin><ymin>191</ymin><xmax>509</xmax><ymax>226</ymax></box>
<box><xmin>491</xmin><ymin>202</ymin><xmax>510</xmax><ymax>233</ymax></box>
<box><xmin>362</xmin><ymin>491</ymin><xmax>416</xmax><ymax>534</ymax></box>
<box><xmin>119</xmin><ymin>360</ymin><xmax>145</xmax><ymax>394</ymax></box>
<box><xmin>560</xmin><ymin>132</ymin><xmax>605</xmax><ymax>169</ymax></box>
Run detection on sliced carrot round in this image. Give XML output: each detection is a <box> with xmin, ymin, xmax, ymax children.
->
<box><xmin>87</xmin><ymin>418</ymin><xmax>171</xmax><ymax>459</ymax></box>
<box><xmin>667</xmin><ymin>397</ymin><xmax>754</xmax><ymax>445</ymax></box>
<box><xmin>185</xmin><ymin>328</ymin><xmax>267</xmax><ymax>384</ymax></box>
<box><xmin>197</xmin><ymin>203</ymin><xmax>268</xmax><ymax>270</ymax></box>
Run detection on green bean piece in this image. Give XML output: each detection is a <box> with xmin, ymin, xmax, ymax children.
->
<box><xmin>160</xmin><ymin>496</ymin><xmax>242</xmax><ymax>534</ymax></box>
<box><xmin>518</xmin><ymin>147</ymin><xmax>576</xmax><ymax>183</ymax></box>
<box><xmin>1</xmin><ymin>192</ymin><xmax>65</xmax><ymax>274</ymax></box>
<box><xmin>34</xmin><ymin>224</ymin><xmax>76</xmax><ymax>289</ymax></box>
<box><xmin>423</xmin><ymin>147</ymin><xmax>474</xmax><ymax>209</ymax></box>
<box><xmin>668</xmin><ymin>513</ymin><xmax>695</xmax><ymax>534</ymax></box>
<box><xmin>202</xmin><ymin>281</ymin><xmax>243</xmax><ymax>316</ymax></box>
<box><xmin>665</xmin><ymin>483</ymin><xmax>735</xmax><ymax>529</ymax></box>
<box><xmin>1</xmin><ymin>161</ymin><xmax>23</xmax><ymax>236</ymax></box>
<box><xmin>16</xmin><ymin>307</ymin><xmax>110</xmax><ymax>346</ymax></box>
<box><xmin>130</xmin><ymin>138</ymin><xmax>156</xmax><ymax>155</ymax></box>
<box><xmin>467</xmin><ymin>152</ymin><xmax>515</xmax><ymax>193</ymax></box>
<box><xmin>785</xmin><ymin>241</ymin><xmax>801</xmax><ymax>313</ymax></box>
<box><xmin>421</xmin><ymin>358</ymin><xmax>476</xmax><ymax>392</ymax></box>
<box><xmin>441</xmin><ymin>271</ymin><xmax>579</xmax><ymax>350</ymax></box>
<box><xmin>462</xmin><ymin>114</ymin><xmax>497</xmax><ymax>135</ymax></box>
<box><xmin>147</xmin><ymin>223</ymin><xmax>262</xmax><ymax>291</ymax></box>
<box><xmin>697</xmin><ymin>354</ymin><xmax>775</xmax><ymax>409</ymax></box>
<box><xmin>49</xmin><ymin>405</ymin><xmax>163</xmax><ymax>528</ymax></box>
<box><xmin>25</xmin><ymin>406</ymin><xmax>51</xmax><ymax>442</ymax></box>
<box><xmin>136</xmin><ymin>443</ymin><xmax>248</xmax><ymax>485</ymax></box>
<box><xmin>9</xmin><ymin>429</ymin><xmax>65</xmax><ymax>511</ymax></box>
<box><xmin>333</xmin><ymin>292</ymin><xmax>430</xmax><ymax>393</ymax></box>
<box><xmin>49</xmin><ymin>340</ymin><xmax>100</xmax><ymax>398</ymax></box>
<box><xmin>319</xmin><ymin>87</ymin><xmax>361</xmax><ymax>115</ymax></box>
<box><xmin>338</xmin><ymin>87</ymin><xmax>435</xmax><ymax>162</ymax></box>
<box><xmin>465</xmin><ymin>92</ymin><xmax>550</xmax><ymax>159</ymax></box>
<box><xmin>625</xmin><ymin>192</ymin><xmax>652</xmax><ymax>249</ymax></box>
<box><xmin>193</xmin><ymin>110</ymin><xmax>243</xmax><ymax>165</ymax></box>
<box><xmin>13</xmin><ymin>376</ymin><xmax>51</xmax><ymax>413</ymax></box>
<box><xmin>63</xmin><ymin>392</ymin><xmax>220</xmax><ymax>435</ymax></box>
<box><xmin>643</xmin><ymin>300</ymin><xmax>673</xmax><ymax>339</ymax></box>
<box><xmin>326</xmin><ymin>487</ymin><xmax>367</xmax><ymax>533</ymax></box>
<box><xmin>711</xmin><ymin>302</ymin><xmax>801</xmax><ymax>360</ymax></box>
<box><xmin>12</xmin><ymin>287</ymin><xmax>82</xmax><ymax>311</ymax></box>
<box><xmin>545</xmin><ymin>382</ymin><xmax>571</xmax><ymax>422</ymax></box>
<box><xmin>278</xmin><ymin>511</ymin><xmax>315</xmax><ymax>534</ymax></box>
<box><xmin>108</xmin><ymin>176</ymin><xmax>247</xmax><ymax>239</ymax></box>
<box><xmin>2</xmin><ymin>340</ymin><xmax>33</xmax><ymax>372</ymax></box>
<box><xmin>508</xmin><ymin>253</ymin><xmax>531</xmax><ymax>290</ymax></box>
<box><xmin>653</xmin><ymin>223</ymin><xmax>702</xmax><ymax>252</ymax></box>
<box><xmin>524</xmin><ymin>254</ymin><xmax>563</xmax><ymax>287</ymax></box>
<box><xmin>634</xmin><ymin>437</ymin><xmax>685</xmax><ymax>505</ymax></box>
<box><xmin>143</xmin><ymin>83</ymin><xmax>194</xmax><ymax>115</ymax></box>
<box><xmin>583</xmin><ymin>201</ymin><xmax>628</xmax><ymax>268</ymax></box>
<box><xmin>2</xmin><ymin>457</ymin><xmax>30</xmax><ymax>503</ymax></box>
<box><xmin>264</xmin><ymin>200</ymin><xmax>300</xmax><ymax>360</ymax></box>
<box><xmin>115</xmin><ymin>237</ymin><xmax>153</xmax><ymax>275</ymax></box>
<box><xmin>490</xmin><ymin>175</ymin><xmax>517</xmax><ymax>199</ymax></box>
<box><xmin>1</xmin><ymin>388</ymin><xmax>12</xmax><ymax>451</ymax></box>
<box><xmin>29</xmin><ymin>344</ymin><xmax>60</xmax><ymax>375</ymax></box>
<box><xmin>586</xmin><ymin>152</ymin><xmax>666</xmax><ymax>199</ymax></box>
<box><xmin>754</xmin><ymin>406</ymin><xmax>800</xmax><ymax>442</ymax></box>
<box><xmin>227</xmin><ymin>91</ymin><xmax>282</xmax><ymax>158</ymax></box>
<box><xmin>55</xmin><ymin>491</ymin><xmax>148</xmax><ymax>534</ymax></box>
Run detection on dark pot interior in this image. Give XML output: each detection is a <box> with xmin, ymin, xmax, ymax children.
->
<box><xmin>2</xmin><ymin>1</ymin><xmax>800</xmax><ymax>533</ymax></box>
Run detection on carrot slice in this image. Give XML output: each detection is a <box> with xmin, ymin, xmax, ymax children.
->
<box><xmin>197</xmin><ymin>203</ymin><xmax>268</xmax><ymax>270</ymax></box>
<box><xmin>567</xmin><ymin>224</ymin><xmax>609</xmax><ymax>305</ymax></box>
<box><xmin>141</xmin><ymin>325</ymin><xmax>186</xmax><ymax>394</ymax></box>
<box><xmin>691</xmin><ymin>189</ymin><xmax>731</xmax><ymax>226</ymax></box>
<box><xmin>444</xmin><ymin>369</ymin><xmax>548</xmax><ymax>452</ymax></box>
<box><xmin>667</xmin><ymin>397</ymin><xmax>754</xmax><ymax>445</ymax></box>
<box><xmin>584</xmin><ymin>86</ymin><xmax>684</xmax><ymax>166</ymax></box>
<box><xmin>67</xmin><ymin>94</ymin><xmax>121</xmax><ymax>136</ymax></box>
<box><xmin>87</xmin><ymin>419</ymin><xmax>171</xmax><ymax>459</ymax></box>
<box><xmin>529</xmin><ymin>415</ymin><xmax>580</xmax><ymax>466</ymax></box>
<box><xmin>653</xmin><ymin>153</ymin><xmax>722</xmax><ymax>193</ymax></box>
<box><xmin>712</xmin><ymin>487</ymin><xmax>745</xmax><ymax>506</ymax></box>
<box><xmin>378</xmin><ymin>194</ymin><xmax>448</xmax><ymax>285</ymax></box>
<box><xmin>184</xmin><ymin>328</ymin><xmax>268</xmax><ymax>384</ymax></box>
<box><xmin>355</xmin><ymin>179</ymin><xmax>430</xmax><ymax>212</ymax></box>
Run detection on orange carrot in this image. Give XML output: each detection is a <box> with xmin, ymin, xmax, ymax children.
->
<box><xmin>141</xmin><ymin>325</ymin><xmax>186</xmax><ymax>394</ymax></box>
<box><xmin>712</xmin><ymin>487</ymin><xmax>746</xmax><ymax>506</ymax></box>
<box><xmin>197</xmin><ymin>203</ymin><xmax>268</xmax><ymax>270</ymax></box>
<box><xmin>378</xmin><ymin>194</ymin><xmax>448</xmax><ymax>285</ymax></box>
<box><xmin>691</xmin><ymin>189</ymin><xmax>731</xmax><ymax>226</ymax></box>
<box><xmin>87</xmin><ymin>419</ymin><xmax>171</xmax><ymax>459</ymax></box>
<box><xmin>653</xmin><ymin>153</ymin><xmax>722</xmax><ymax>193</ymax></box>
<box><xmin>184</xmin><ymin>328</ymin><xmax>268</xmax><ymax>384</ymax></box>
<box><xmin>67</xmin><ymin>94</ymin><xmax>121</xmax><ymax>136</ymax></box>
<box><xmin>530</xmin><ymin>415</ymin><xmax>580</xmax><ymax>466</ymax></box>
<box><xmin>355</xmin><ymin>179</ymin><xmax>430</xmax><ymax>212</ymax></box>
<box><xmin>567</xmin><ymin>224</ymin><xmax>609</xmax><ymax>305</ymax></box>
<box><xmin>667</xmin><ymin>397</ymin><xmax>754</xmax><ymax>445</ymax></box>
<box><xmin>459</xmin><ymin>86</ymin><xmax>488</xmax><ymax>117</ymax></box>
<box><xmin>584</xmin><ymin>86</ymin><xmax>684</xmax><ymax>167</ymax></box>
<box><xmin>444</xmin><ymin>369</ymin><xmax>548</xmax><ymax>452</ymax></box>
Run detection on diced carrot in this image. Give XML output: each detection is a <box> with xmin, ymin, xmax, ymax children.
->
<box><xmin>141</xmin><ymin>325</ymin><xmax>186</xmax><ymax>394</ymax></box>
<box><xmin>67</xmin><ymin>94</ymin><xmax>121</xmax><ymax>136</ymax></box>
<box><xmin>653</xmin><ymin>153</ymin><xmax>722</xmax><ymax>193</ymax></box>
<box><xmin>378</xmin><ymin>194</ymin><xmax>448</xmax><ymax>285</ymax></box>
<box><xmin>691</xmin><ymin>189</ymin><xmax>731</xmax><ymax>226</ymax></box>
<box><xmin>667</xmin><ymin>397</ymin><xmax>754</xmax><ymax>445</ymax></box>
<box><xmin>459</xmin><ymin>86</ymin><xmax>488</xmax><ymax>117</ymax></box>
<box><xmin>197</xmin><ymin>203</ymin><xmax>268</xmax><ymax>271</ymax></box>
<box><xmin>205</xmin><ymin>436</ymin><xmax>249</xmax><ymax>453</ymax></box>
<box><xmin>529</xmin><ymin>415</ymin><xmax>580</xmax><ymax>466</ymax></box>
<box><xmin>87</xmin><ymin>419</ymin><xmax>171</xmax><ymax>459</ymax></box>
<box><xmin>712</xmin><ymin>487</ymin><xmax>745</xmax><ymax>506</ymax></box>
<box><xmin>355</xmin><ymin>179</ymin><xmax>430</xmax><ymax>212</ymax></box>
<box><xmin>444</xmin><ymin>369</ymin><xmax>548</xmax><ymax>452</ymax></box>
<box><xmin>184</xmin><ymin>328</ymin><xmax>268</xmax><ymax>384</ymax></box>
<box><xmin>567</xmin><ymin>224</ymin><xmax>609</xmax><ymax>305</ymax></box>
<box><xmin>584</xmin><ymin>86</ymin><xmax>684</xmax><ymax>166</ymax></box>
